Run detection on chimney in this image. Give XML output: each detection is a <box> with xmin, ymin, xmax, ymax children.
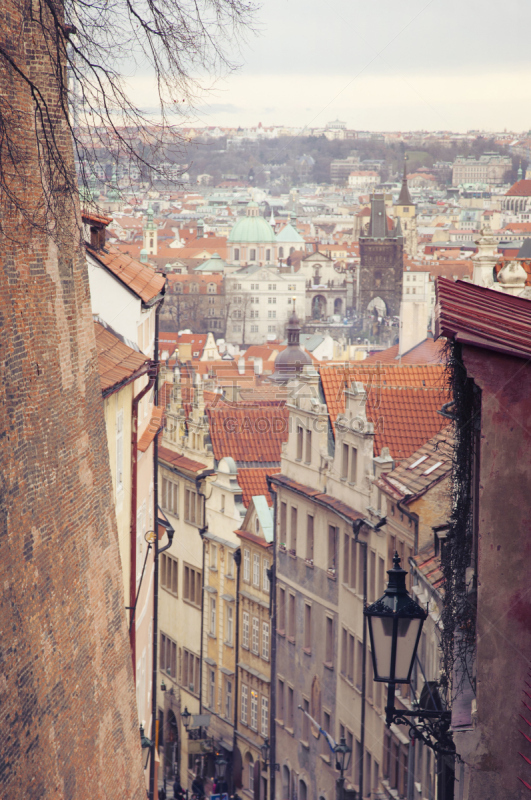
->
<box><xmin>253</xmin><ymin>357</ymin><xmax>263</xmax><ymax>376</ymax></box>
<box><xmin>238</xmin><ymin>357</ymin><xmax>245</xmax><ymax>375</ymax></box>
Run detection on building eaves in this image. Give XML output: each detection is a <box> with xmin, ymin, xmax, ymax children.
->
<box><xmin>269</xmin><ymin>474</ymin><xmax>364</xmax><ymax>524</ymax></box>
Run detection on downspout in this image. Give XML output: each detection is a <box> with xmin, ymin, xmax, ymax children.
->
<box><xmin>149</xmin><ymin>295</ymin><xmax>165</xmax><ymax>800</ymax></box>
<box><xmin>129</xmin><ymin>367</ymin><xmax>157</xmax><ymax>677</ymax></box>
<box><xmin>268</xmin><ymin>484</ymin><xmax>278</xmax><ymax>800</ymax></box>
<box><xmin>232</xmin><ymin>547</ymin><xmax>242</xmax><ymax>791</ymax></box>
<box><xmin>353</xmin><ymin>523</ymin><xmax>367</xmax><ymax>800</ymax></box>
<box><xmin>196</xmin><ymin>468</ymin><xmax>216</xmax><ymax>716</ymax></box>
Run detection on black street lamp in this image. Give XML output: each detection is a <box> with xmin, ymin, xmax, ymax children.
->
<box><xmin>333</xmin><ymin>737</ymin><xmax>352</xmax><ymax>779</ymax></box>
<box><xmin>214</xmin><ymin>752</ymin><xmax>228</xmax><ymax>781</ymax></box>
<box><xmin>260</xmin><ymin>738</ymin><xmax>270</xmax><ymax>770</ymax></box>
<box><xmin>140</xmin><ymin>724</ymin><xmax>153</xmax><ymax>771</ymax></box>
<box><xmin>182</xmin><ymin>706</ymin><xmax>192</xmax><ymax>732</ymax></box>
<box><xmin>364</xmin><ymin>553</ymin><xmax>454</xmax><ymax>755</ymax></box>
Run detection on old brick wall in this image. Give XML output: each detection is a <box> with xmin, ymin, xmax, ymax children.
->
<box><xmin>0</xmin><ymin>2</ymin><xmax>146</xmax><ymax>798</ymax></box>
<box><xmin>455</xmin><ymin>348</ymin><xmax>531</xmax><ymax>800</ymax></box>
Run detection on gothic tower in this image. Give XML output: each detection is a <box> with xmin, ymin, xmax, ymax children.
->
<box><xmin>358</xmin><ymin>193</ymin><xmax>404</xmax><ymax>317</ymax></box>
<box><xmin>143</xmin><ymin>203</ymin><xmax>158</xmax><ymax>255</ymax></box>
<box><xmin>394</xmin><ymin>157</ymin><xmax>417</xmax><ymax>257</ymax></box>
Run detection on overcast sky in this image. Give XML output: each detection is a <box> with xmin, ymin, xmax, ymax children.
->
<box><xmin>133</xmin><ymin>0</ymin><xmax>531</xmax><ymax>131</ymax></box>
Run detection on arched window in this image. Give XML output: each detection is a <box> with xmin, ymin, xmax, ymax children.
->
<box><xmin>190</xmin><ymin>283</ymin><xmax>199</xmax><ymax>293</ymax></box>
<box><xmin>234</xmin><ymin>248</ymin><xmax>240</xmax><ymax>261</ymax></box>
<box><xmin>250</xmin><ymin>248</ymin><xmax>256</xmax><ymax>261</ymax></box>
<box><xmin>247</xmin><ymin>754</ymin><xmax>254</xmax><ymax>793</ymax></box>
<box><xmin>299</xmin><ymin>780</ymin><xmax>307</xmax><ymax>800</ymax></box>
<box><xmin>175</xmin><ymin>283</ymin><xmax>183</xmax><ymax>293</ymax></box>
<box><xmin>265</xmin><ymin>249</ymin><xmax>271</xmax><ymax>261</ymax></box>
<box><xmin>279</xmin><ymin>247</ymin><xmax>284</xmax><ymax>258</ymax></box>
<box><xmin>207</xmin><ymin>282</ymin><xmax>216</xmax><ymax>294</ymax></box>
<box><xmin>289</xmin><ymin>247</ymin><xmax>295</xmax><ymax>255</ymax></box>
<box><xmin>282</xmin><ymin>766</ymin><xmax>290</xmax><ymax>800</ymax></box>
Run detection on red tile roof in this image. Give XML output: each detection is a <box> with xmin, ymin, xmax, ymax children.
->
<box><xmin>435</xmin><ymin>278</ymin><xmax>531</xmax><ymax>360</ymax></box>
<box><xmin>89</xmin><ymin>245</ymin><xmax>166</xmax><ymax>303</ymax></box>
<box><xmin>506</xmin><ymin>179</ymin><xmax>531</xmax><ymax>197</ymax></box>
<box><xmin>158</xmin><ymin>445</ymin><xmax>207</xmax><ymax>474</ymax></box>
<box><xmin>94</xmin><ymin>320</ymin><xmax>150</xmax><ymax>396</ymax></box>
<box><xmin>411</xmin><ymin>541</ymin><xmax>444</xmax><ymax>593</ymax></box>
<box><xmin>82</xmin><ymin>210</ymin><xmax>113</xmax><ymax>226</ymax></box>
<box><xmin>375</xmin><ymin>427</ymin><xmax>453</xmax><ymax>502</ymax></box>
<box><xmin>207</xmin><ymin>406</ymin><xmax>289</xmax><ymax>464</ymax></box>
<box><xmin>138</xmin><ymin>406</ymin><xmax>164</xmax><ymax>452</ymax></box>
<box><xmin>237</xmin><ymin>468</ymin><xmax>280</xmax><ymax>506</ymax></box>
<box><xmin>363</xmin><ymin>338</ymin><xmax>446</xmax><ymax>365</ymax></box>
<box><xmin>320</xmin><ymin>363</ymin><xmax>449</xmax><ymax>460</ymax></box>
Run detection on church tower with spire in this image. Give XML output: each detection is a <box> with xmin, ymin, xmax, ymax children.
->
<box><xmin>394</xmin><ymin>157</ymin><xmax>417</xmax><ymax>256</ymax></box>
<box><xmin>143</xmin><ymin>203</ymin><xmax>158</xmax><ymax>256</ymax></box>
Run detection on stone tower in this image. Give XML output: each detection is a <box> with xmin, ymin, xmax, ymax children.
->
<box><xmin>143</xmin><ymin>203</ymin><xmax>158</xmax><ymax>255</ymax></box>
<box><xmin>394</xmin><ymin>157</ymin><xmax>417</xmax><ymax>256</ymax></box>
<box><xmin>358</xmin><ymin>193</ymin><xmax>404</xmax><ymax>317</ymax></box>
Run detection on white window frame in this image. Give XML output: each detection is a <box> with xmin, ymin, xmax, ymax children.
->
<box><xmin>253</xmin><ymin>553</ymin><xmax>260</xmax><ymax>587</ymax></box>
<box><xmin>261</xmin><ymin>696</ymin><xmax>269</xmax><ymax>737</ymax></box>
<box><xmin>262</xmin><ymin>621</ymin><xmax>270</xmax><ymax>660</ymax></box>
<box><xmin>242</xmin><ymin>611</ymin><xmax>250</xmax><ymax>649</ymax></box>
<box><xmin>243</xmin><ymin>548</ymin><xmax>250</xmax><ymax>582</ymax></box>
<box><xmin>251</xmin><ymin>691</ymin><xmax>258</xmax><ymax>731</ymax></box>
<box><xmin>263</xmin><ymin>559</ymin><xmax>270</xmax><ymax>592</ymax></box>
<box><xmin>241</xmin><ymin>684</ymin><xmax>248</xmax><ymax>725</ymax></box>
<box><xmin>252</xmin><ymin>617</ymin><xmax>259</xmax><ymax>654</ymax></box>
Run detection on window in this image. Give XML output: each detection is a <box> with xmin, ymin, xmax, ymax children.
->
<box><xmin>251</xmin><ymin>690</ymin><xmax>258</xmax><ymax>730</ymax></box>
<box><xmin>287</xmin><ymin>686</ymin><xmax>294</xmax><ymax>728</ymax></box>
<box><xmin>116</xmin><ymin>409</ymin><xmax>124</xmax><ymax>492</ymax></box>
<box><xmin>322</xmin><ymin>711</ymin><xmax>331</xmax><ymax>758</ymax></box>
<box><xmin>350</xmin><ymin>447</ymin><xmax>357</xmax><ymax>484</ymax></box>
<box><xmin>296</xmin><ymin>426</ymin><xmax>303</xmax><ymax>460</ymax></box>
<box><xmin>306</xmin><ymin>515</ymin><xmax>314</xmax><ymax>562</ymax></box>
<box><xmin>343</xmin><ymin>533</ymin><xmax>350</xmax><ymax>583</ymax></box>
<box><xmin>356</xmin><ymin>639</ymin><xmax>363</xmax><ymax>690</ymax></box>
<box><xmin>226</xmin><ymin>605</ymin><xmax>234</xmax><ymax>645</ymax></box>
<box><xmin>325</xmin><ymin>617</ymin><xmax>333</xmax><ymax>666</ymax></box>
<box><xmin>183</xmin><ymin>564</ymin><xmax>202</xmax><ymax>607</ymax></box>
<box><xmin>161</xmin><ymin>554</ymin><xmax>178</xmax><ymax>596</ymax></box>
<box><xmin>162</xmin><ymin>476</ymin><xmax>179</xmax><ymax>515</ymax></box>
<box><xmin>277</xmin><ymin>679</ymin><xmax>285</xmax><ymax>723</ymax></box>
<box><xmin>182</xmin><ymin>649</ymin><xmax>200</xmax><ymax>694</ymax></box>
<box><xmin>304</xmin><ymin>604</ymin><xmax>312</xmax><ymax>652</ymax></box>
<box><xmin>210</xmin><ymin>543</ymin><xmax>217</xmax><ymax>569</ymax></box>
<box><xmin>328</xmin><ymin>525</ymin><xmax>337</xmax><ymax>573</ymax></box>
<box><xmin>288</xmin><ymin>594</ymin><xmax>296</xmax><ymax>641</ymax></box>
<box><xmin>341</xmin><ymin>628</ymin><xmax>348</xmax><ymax>675</ymax></box>
<box><xmin>241</xmin><ymin>684</ymin><xmax>248</xmax><ymax>724</ymax></box>
<box><xmin>305</xmin><ymin>429</ymin><xmax>312</xmax><ymax>463</ymax></box>
<box><xmin>280</xmin><ymin>502</ymin><xmax>287</xmax><ymax>544</ymax></box>
<box><xmin>290</xmin><ymin>507</ymin><xmax>298</xmax><ymax>553</ymax></box>
<box><xmin>369</xmin><ymin>550</ymin><xmax>376</xmax><ymax>602</ymax></box>
<box><xmin>253</xmin><ymin>553</ymin><xmax>260</xmax><ymax>587</ymax></box>
<box><xmin>268</xmin><ymin>284</ymin><xmax>277</xmax><ymax>290</ymax></box>
<box><xmin>348</xmin><ymin>633</ymin><xmax>355</xmax><ymax>682</ymax></box>
<box><xmin>242</xmin><ymin>611</ymin><xmax>250</xmax><ymax>649</ymax></box>
<box><xmin>252</xmin><ymin>617</ymin><xmax>259</xmax><ymax>654</ymax></box>
<box><xmin>266</xmin><ymin>249</ymin><xmax>271</xmax><ymax>261</ymax></box>
<box><xmin>209</xmin><ymin>669</ymin><xmax>216</xmax><ymax>709</ymax></box>
<box><xmin>234</xmin><ymin>248</ymin><xmax>240</xmax><ymax>260</ymax></box>
<box><xmin>341</xmin><ymin>443</ymin><xmax>349</xmax><ymax>479</ymax></box>
<box><xmin>251</xmin><ymin>325</ymin><xmax>258</xmax><ymax>333</ymax></box>
<box><xmin>378</xmin><ymin>556</ymin><xmax>385</xmax><ymax>597</ymax></box>
<box><xmin>184</xmin><ymin>487</ymin><xmax>202</xmax><ymax>526</ymax></box>
<box><xmin>278</xmin><ymin>587</ymin><xmax>286</xmax><ymax>633</ymax></box>
<box><xmin>207</xmin><ymin>282</ymin><xmax>216</xmax><ymax>294</ymax></box>
<box><xmin>302</xmin><ymin>698</ymin><xmax>310</xmax><ymax>742</ymax></box>
<box><xmin>279</xmin><ymin>247</ymin><xmax>284</xmax><ymax>258</ymax></box>
<box><xmin>263</xmin><ymin>559</ymin><xmax>270</xmax><ymax>593</ymax></box>
<box><xmin>160</xmin><ymin>633</ymin><xmax>177</xmax><ymax>679</ymax></box>
<box><xmin>225</xmin><ymin>679</ymin><xmax>232</xmax><ymax>719</ymax></box>
<box><xmin>209</xmin><ymin>597</ymin><xmax>216</xmax><ymax>635</ymax></box>
<box><xmin>249</xmin><ymin>757</ymin><xmax>255</xmax><ymax>794</ymax></box>
<box><xmin>243</xmin><ymin>548</ymin><xmax>250</xmax><ymax>581</ymax></box>
<box><xmin>268</xmin><ymin>325</ymin><xmax>276</xmax><ymax>333</ymax></box>
<box><xmin>350</xmin><ymin>537</ymin><xmax>357</xmax><ymax>591</ymax></box>
<box><xmin>250</xmin><ymin>248</ymin><xmax>256</xmax><ymax>260</ymax></box>
<box><xmin>267</xmin><ymin>310</ymin><xmax>276</xmax><ymax>319</ymax></box>
<box><xmin>262</xmin><ymin>621</ymin><xmax>270</xmax><ymax>660</ymax></box>
<box><xmin>226</xmin><ymin>550</ymin><xmax>234</xmax><ymax>578</ymax></box>
<box><xmin>261</xmin><ymin>696</ymin><xmax>269</xmax><ymax>737</ymax></box>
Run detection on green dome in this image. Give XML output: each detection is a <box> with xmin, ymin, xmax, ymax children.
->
<box><xmin>228</xmin><ymin>203</ymin><xmax>276</xmax><ymax>244</ymax></box>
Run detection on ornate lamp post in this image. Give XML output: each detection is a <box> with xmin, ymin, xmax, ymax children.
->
<box><xmin>181</xmin><ymin>706</ymin><xmax>192</xmax><ymax>733</ymax></box>
<box><xmin>364</xmin><ymin>553</ymin><xmax>454</xmax><ymax>755</ymax></box>
<box><xmin>260</xmin><ymin>738</ymin><xmax>270</xmax><ymax>771</ymax></box>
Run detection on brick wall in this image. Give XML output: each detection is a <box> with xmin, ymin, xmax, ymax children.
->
<box><xmin>0</xmin><ymin>2</ymin><xmax>146</xmax><ymax>797</ymax></box>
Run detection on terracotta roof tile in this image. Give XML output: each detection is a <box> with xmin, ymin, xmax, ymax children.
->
<box><xmin>94</xmin><ymin>320</ymin><xmax>150</xmax><ymax>395</ymax></box>
<box><xmin>375</xmin><ymin>427</ymin><xmax>453</xmax><ymax>502</ymax></box>
<box><xmin>363</xmin><ymin>338</ymin><xmax>446</xmax><ymax>365</ymax></box>
<box><xmin>207</xmin><ymin>406</ymin><xmax>289</xmax><ymax>464</ymax></box>
<box><xmin>138</xmin><ymin>406</ymin><xmax>164</xmax><ymax>452</ymax></box>
<box><xmin>237</xmin><ymin>468</ymin><xmax>280</xmax><ymax>507</ymax></box>
<box><xmin>158</xmin><ymin>445</ymin><xmax>207</xmax><ymax>474</ymax></box>
<box><xmin>89</xmin><ymin>244</ymin><xmax>166</xmax><ymax>303</ymax></box>
<box><xmin>506</xmin><ymin>179</ymin><xmax>531</xmax><ymax>197</ymax></box>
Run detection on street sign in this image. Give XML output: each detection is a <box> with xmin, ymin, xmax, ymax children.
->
<box><xmin>189</xmin><ymin>739</ymin><xmax>214</xmax><ymax>754</ymax></box>
<box><xmin>190</xmin><ymin>714</ymin><xmax>211</xmax><ymax>729</ymax></box>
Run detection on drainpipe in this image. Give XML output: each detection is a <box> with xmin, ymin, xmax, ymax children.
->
<box><xmin>196</xmin><ymin>469</ymin><xmax>216</xmax><ymax>718</ymax></box>
<box><xmin>232</xmin><ymin>547</ymin><xmax>242</xmax><ymax>791</ymax></box>
<box><xmin>149</xmin><ymin>295</ymin><xmax>165</xmax><ymax>800</ymax></box>
<box><xmin>353</xmin><ymin>523</ymin><xmax>367</xmax><ymax>800</ymax></box>
<box><xmin>129</xmin><ymin>367</ymin><xmax>157</xmax><ymax>676</ymax></box>
<box><xmin>268</xmin><ymin>488</ymin><xmax>278</xmax><ymax>800</ymax></box>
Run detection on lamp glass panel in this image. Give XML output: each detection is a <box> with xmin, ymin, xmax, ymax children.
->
<box><xmin>370</xmin><ymin>616</ymin><xmax>394</xmax><ymax>681</ymax></box>
<box><xmin>394</xmin><ymin>617</ymin><xmax>422</xmax><ymax>682</ymax></box>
